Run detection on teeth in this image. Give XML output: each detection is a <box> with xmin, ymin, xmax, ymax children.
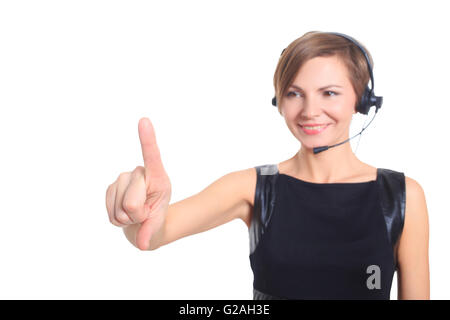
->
<box><xmin>303</xmin><ymin>125</ymin><xmax>327</xmax><ymax>130</ymax></box>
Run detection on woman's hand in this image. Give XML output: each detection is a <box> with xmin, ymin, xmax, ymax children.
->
<box><xmin>106</xmin><ymin>117</ymin><xmax>172</xmax><ymax>250</ymax></box>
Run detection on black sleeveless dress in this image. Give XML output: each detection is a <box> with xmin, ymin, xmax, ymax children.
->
<box><xmin>249</xmin><ymin>164</ymin><xmax>406</xmax><ymax>300</ymax></box>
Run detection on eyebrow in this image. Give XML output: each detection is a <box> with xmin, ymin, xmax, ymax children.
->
<box><xmin>289</xmin><ymin>84</ymin><xmax>343</xmax><ymax>91</ymax></box>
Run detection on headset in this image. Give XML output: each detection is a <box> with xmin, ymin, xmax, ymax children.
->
<box><xmin>271</xmin><ymin>32</ymin><xmax>384</xmax><ymax>154</ymax></box>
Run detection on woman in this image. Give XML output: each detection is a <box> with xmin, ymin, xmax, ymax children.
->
<box><xmin>105</xmin><ymin>31</ymin><xmax>430</xmax><ymax>300</ymax></box>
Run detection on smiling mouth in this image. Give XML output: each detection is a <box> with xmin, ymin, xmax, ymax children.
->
<box><xmin>300</xmin><ymin>124</ymin><xmax>329</xmax><ymax>130</ymax></box>
<box><xmin>298</xmin><ymin>123</ymin><xmax>330</xmax><ymax>135</ymax></box>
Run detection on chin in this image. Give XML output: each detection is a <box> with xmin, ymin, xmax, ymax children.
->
<box><xmin>301</xmin><ymin>142</ymin><xmax>327</xmax><ymax>150</ymax></box>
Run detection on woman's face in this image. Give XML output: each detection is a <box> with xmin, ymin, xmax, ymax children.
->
<box><xmin>280</xmin><ymin>55</ymin><xmax>357</xmax><ymax>150</ymax></box>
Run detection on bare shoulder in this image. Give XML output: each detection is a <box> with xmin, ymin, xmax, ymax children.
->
<box><xmin>404</xmin><ymin>175</ymin><xmax>427</xmax><ymax>212</ymax></box>
<box><xmin>400</xmin><ymin>175</ymin><xmax>429</xmax><ymax>244</ymax></box>
<box><xmin>231</xmin><ymin>166</ymin><xmax>257</xmax><ymax>229</ymax></box>
<box><xmin>238</xmin><ymin>166</ymin><xmax>257</xmax><ymax>205</ymax></box>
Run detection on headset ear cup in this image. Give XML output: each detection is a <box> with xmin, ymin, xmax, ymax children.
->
<box><xmin>357</xmin><ymin>86</ymin><xmax>371</xmax><ymax>115</ymax></box>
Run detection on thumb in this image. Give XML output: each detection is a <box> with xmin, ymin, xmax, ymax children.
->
<box><xmin>136</xmin><ymin>218</ymin><xmax>154</xmax><ymax>251</ymax></box>
<box><xmin>135</xmin><ymin>199</ymin><xmax>167</xmax><ymax>250</ymax></box>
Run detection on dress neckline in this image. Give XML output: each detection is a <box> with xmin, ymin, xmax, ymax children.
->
<box><xmin>277</xmin><ymin>164</ymin><xmax>379</xmax><ymax>186</ymax></box>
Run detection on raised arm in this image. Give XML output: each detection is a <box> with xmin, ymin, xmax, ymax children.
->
<box><xmin>157</xmin><ymin>167</ymin><xmax>255</xmax><ymax>249</ymax></box>
<box><xmin>105</xmin><ymin>117</ymin><xmax>256</xmax><ymax>251</ymax></box>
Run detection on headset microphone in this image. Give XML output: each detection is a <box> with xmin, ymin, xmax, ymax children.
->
<box><xmin>272</xmin><ymin>31</ymin><xmax>383</xmax><ymax>154</ymax></box>
<box><xmin>313</xmin><ymin>106</ymin><xmax>378</xmax><ymax>154</ymax></box>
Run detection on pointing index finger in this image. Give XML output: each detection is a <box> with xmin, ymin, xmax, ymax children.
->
<box><xmin>138</xmin><ymin>117</ymin><xmax>164</xmax><ymax>179</ymax></box>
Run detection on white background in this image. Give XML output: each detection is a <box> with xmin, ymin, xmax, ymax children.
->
<box><xmin>0</xmin><ymin>0</ymin><xmax>448</xmax><ymax>299</ymax></box>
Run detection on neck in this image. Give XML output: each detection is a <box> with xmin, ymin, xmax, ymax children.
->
<box><xmin>291</xmin><ymin>140</ymin><xmax>362</xmax><ymax>183</ymax></box>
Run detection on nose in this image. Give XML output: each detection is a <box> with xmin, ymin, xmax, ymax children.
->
<box><xmin>301</xmin><ymin>96</ymin><xmax>322</xmax><ymax>118</ymax></box>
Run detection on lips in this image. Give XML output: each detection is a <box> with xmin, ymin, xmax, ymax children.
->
<box><xmin>299</xmin><ymin>123</ymin><xmax>330</xmax><ymax>135</ymax></box>
<box><xmin>301</xmin><ymin>124</ymin><xmax>328</xmax><ymax>129</ymax></box>
<box><xmin>300</xmin><ymin>123</ymin><xmax>327</xmax><ymax>126</ymax></box>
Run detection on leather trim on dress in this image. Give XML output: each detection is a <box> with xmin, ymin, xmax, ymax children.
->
<box><xmin>249</xmin><ymin>164</ymin><xmax>279</xmax><ymax>256</ymax></box>
<box><xmin>376</xmin><ymin>168</ymin><xmax>406</xmax><ymax>271</ymax></box>
<box><xmin>253</xmin><ymin>287</ymin><xmax>287</xmax><ymax>300</ymax></box>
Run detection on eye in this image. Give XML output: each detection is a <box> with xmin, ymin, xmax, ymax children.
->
<box><xmin>286</xmin><ymin>91</ymin><xmax>301</xmax><ymax>98</ymax></box>
<box><xmin>324</xmin><ymin>91</ymin><xmax>338</xmax><ymax>96</ymax></box>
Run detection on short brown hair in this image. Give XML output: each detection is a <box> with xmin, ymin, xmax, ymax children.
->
<box><xmin>273</xmin><ymin>31</ymin><xmax>373</xmax><ymax>115</ymax></box>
